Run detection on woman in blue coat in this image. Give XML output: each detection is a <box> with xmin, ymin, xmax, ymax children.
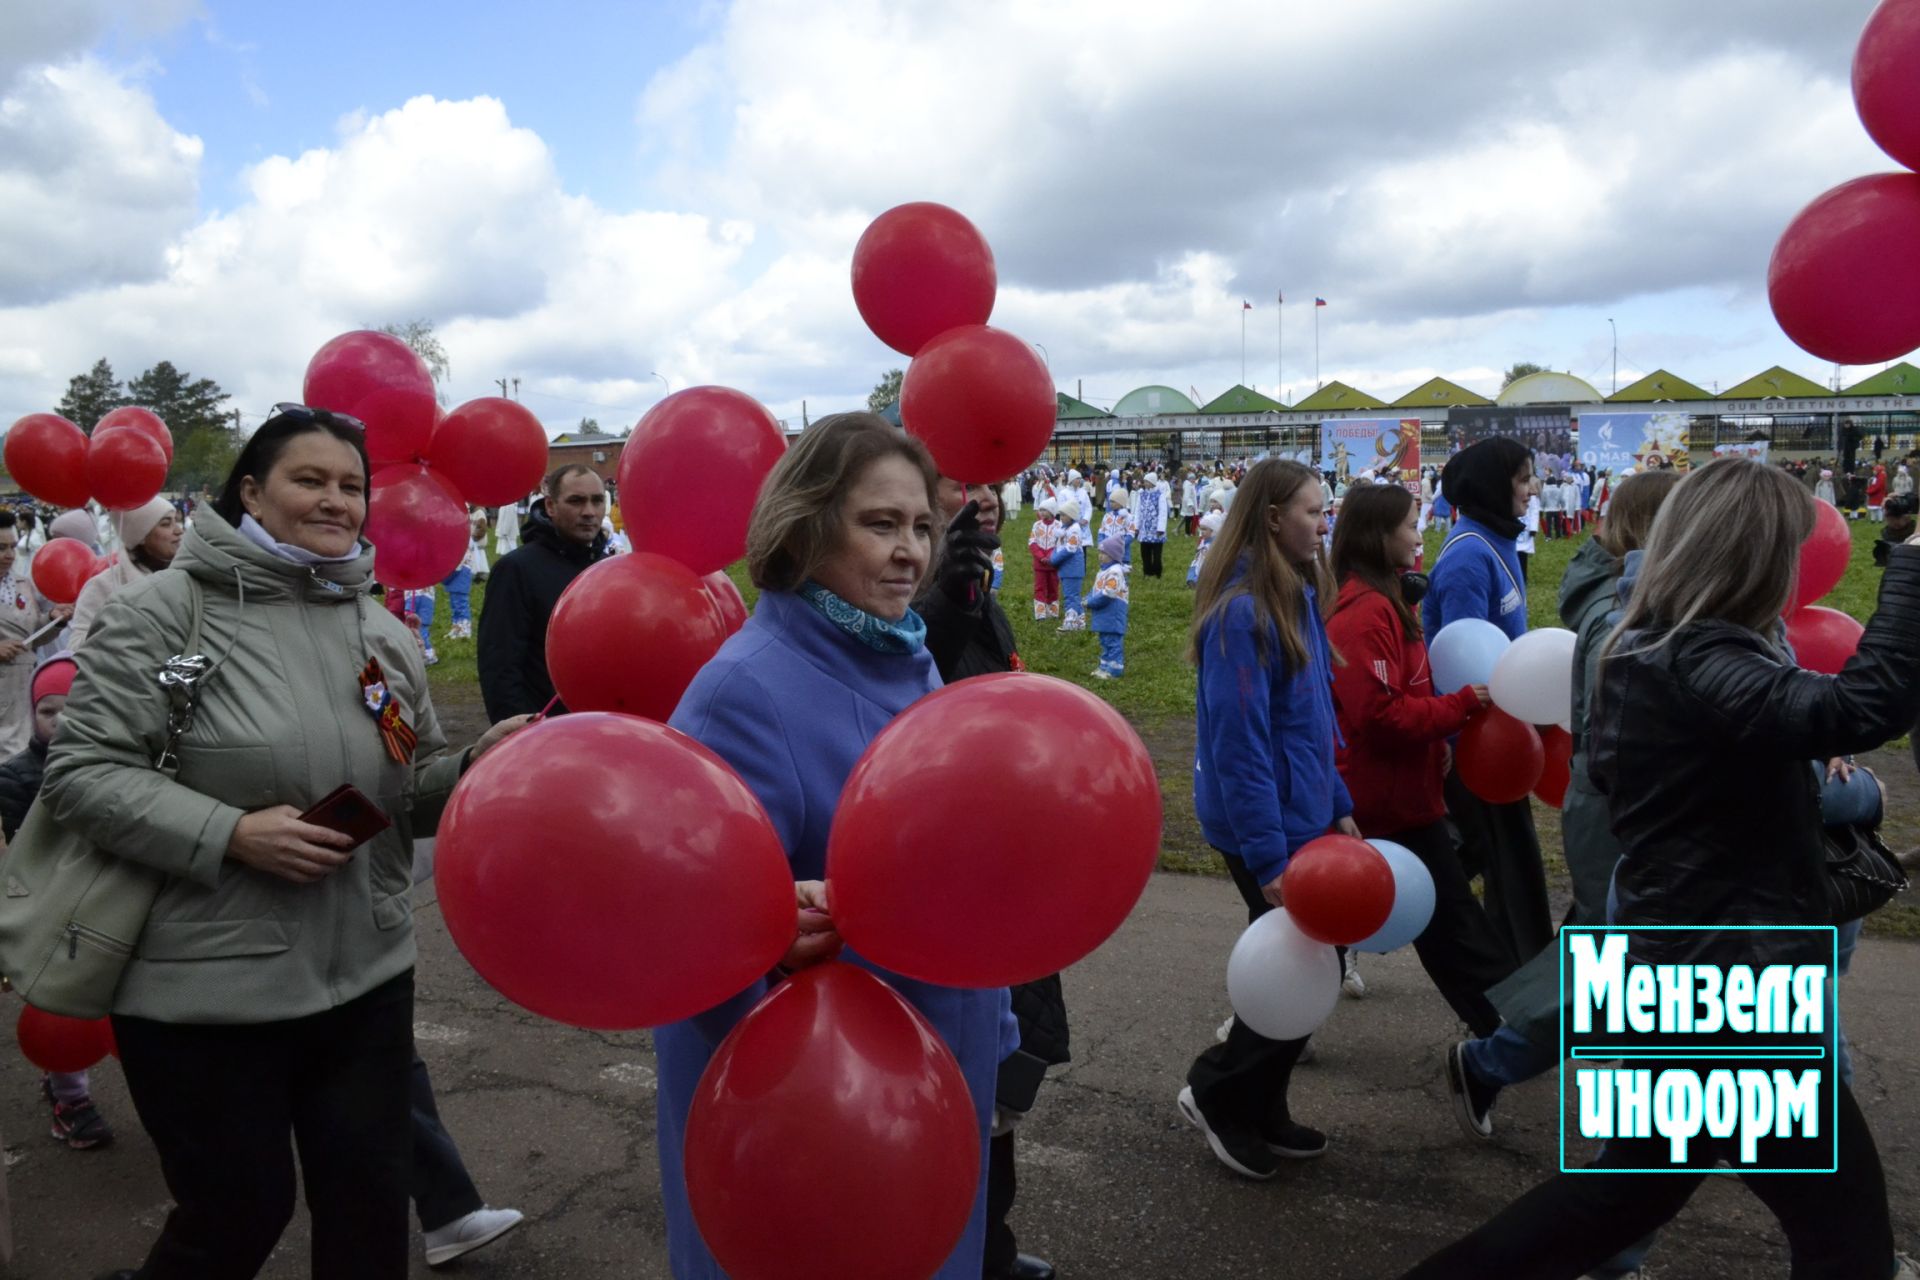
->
<box><xmin>659</xmin><ymin>413</ymin><xmax>1017</xmax><ymax>1279</ymax></box>
<box><xmin>1422</xmin><ymin>437</ymin><xmax>1551</xmax><ymax>967</ymax></box>
<box><xmin>1179</xmin><ymin>459</ymin><xmax>1357</xmax><ymax>1181</ymax></box>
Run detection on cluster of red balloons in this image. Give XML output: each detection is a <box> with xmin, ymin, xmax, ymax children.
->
<box><xmin>1785</xmin><ymin>499</ymin><xmax>1866</xmax><ymax>673</ymax></box>
<box><xmin>853</xmin><ymin>203</ymin><xmax>1055</xmax><ymax>484</ymax></box>
<box><xmin>303</xmin><ymin>331</ymin><xmax>550</xmax><ymax>589</ymax></box>
<box><xmin>16</xmin><ymin>1005</ymin><xmax>114</xmax><ymax>1073</ymax></box>
<box><xmin>1769</xmin><ymin>0</ymin><xmax>1920</xmax><ymax>363</ymax></box>
<box><xmin>5</xmin><ymin>405</ymin><xmax>174</xmax><ymax>516</ymax></box>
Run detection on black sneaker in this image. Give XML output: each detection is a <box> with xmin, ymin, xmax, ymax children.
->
<box><xmin>1263</xmin><ymin>1120</ymin><xmax>1328</xmax><ymax>1159</ymax></box>
<box><xmin>45</xmin><ymin>1075</ymin><xmax>113</xmax><ymax>1150</ymax></box>
<box><xmin>1177</xmin><ymin>1086</ymin><xmax>1278</xmax><ymax>1179</ymax></box>
<box><xmin>1445</xmin><ymin>1041</ymin><xmax>1498</xmax><ymax>1140</ymax></box>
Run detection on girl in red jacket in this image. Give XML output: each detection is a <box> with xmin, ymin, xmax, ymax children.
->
<box><xmin>1325</xmin><ymin>483</ymin><xmax>1517</xmax><ymax>1037</ymax></box>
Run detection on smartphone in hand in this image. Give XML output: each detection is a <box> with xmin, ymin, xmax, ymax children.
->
<box><xmin>299</xmin><ymin>785</ymin><xmax>393</xmax><ymax>850</ymax></box>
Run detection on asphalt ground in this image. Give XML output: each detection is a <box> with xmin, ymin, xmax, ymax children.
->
<box><xmin>7</xmin><ymin>867</ymin><xmax>1917</xmax><ymax>1280</ymax></box>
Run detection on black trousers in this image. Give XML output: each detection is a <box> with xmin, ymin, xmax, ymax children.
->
<box><xmin>1384</xmin><ymin>820</ymin><xmax>1515</xmax><ymax>1037</ymax></box>
<box><xmin>1140</xmin><ymin>540</ymin><xmax>1165</xmax><ymax>577</ymax></box>
<box><xmin>1186</xmin><ymin>851</ymin><xmax>1311</xmax><ymax>1133</ymax></box>
<box><xmin>113</xmin><ymin>972</ymin><xmax>415</xmax><ymax>1280</ymax></box>
<box><xmin>984</xmin><ymin>1129</ymin><xmax>1020</xmax><ymax>1269</ymax></box>
<box><xmin>411</xmin><ymin>1051</ymin><xmax>484</xmax><ymax>1231</ymax></box>
<box><xmin>1443</xmin><ymin>771</ymin><xmax>1552</xmax><ymax>966</ymax></box>
<box><xmin>1399</xmin><ymin>1078</ymin><xmax>1893</xmax><ymax>1280</ymax></box>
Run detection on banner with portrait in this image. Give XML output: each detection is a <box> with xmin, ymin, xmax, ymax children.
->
<box><xmin>1576</xmin><ymin>411</ymin><xmax>1692</xmax><ymax>476</ymax></box>
<box><xmin>1445</xmin><ymin>406</ymin><xmax>1576</xmax><ymax>476</ymax></box>
<box><xmin>1318</xmin><ymin>418</ymin><xmax>1421</xmax><ymax>489</ymax></box>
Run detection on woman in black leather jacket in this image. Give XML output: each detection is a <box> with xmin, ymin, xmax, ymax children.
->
<box><xmin>1402</xmin><ymin>457</ymin><xmax>1920</xmax><ymax>1280</ymax></box>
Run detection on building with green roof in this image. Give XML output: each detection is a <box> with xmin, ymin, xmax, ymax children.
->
<box><xmin>1606</xmin><ymin>369</ymin><xmax>1712</xmax><ymax>402</ymax></box>
<box><xmin>1390</xmin><ymin>376</ymin><xmax>1492</xmax><ymax>408</ymax></box>
<box><xmin>1056</xmin><ymin>392</ymin><xmax>1111</xmax><ymax>419</ymax></box>
<box><xmin>1112</xmin><ymin>385</ymin><xmax>1198</xmax><ymax>416</ymax></box>
<box><xmin>1719</xmin><ymin>366</ymin><xmax>1831</xmax><ymax>399</ymax></box>
<box><xmin>1199</xmin><ymin>384</ymin><xmax>1287</xmax><ymax>413</ymax></box>
<box><xmin>1290</xmin><ymin>381</ymin><xmax>1386</xmax><ymax>411</ymax></box>
<box><xmin>1842</xmin><ymin>363</ymin><xmax>1920</xmax><ymax>396</ymax></box>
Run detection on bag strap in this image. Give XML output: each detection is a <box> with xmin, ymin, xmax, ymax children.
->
<box><xmin>1436</xmin><ymin>530</ymin><xmax>1523</xmax><ymax>601</ymax></box>
<box><xmin>155</xmin><ymin>575</ymin><xmax>210</xmax><ymax>776</ymax></box>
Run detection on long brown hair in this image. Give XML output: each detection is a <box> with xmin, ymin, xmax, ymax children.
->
<box><xmin>1329</xmin><ymin>483</ymin><xmax>1419</xmax><ymax>641</ymax></box>
<box><xmin>1188</xmin><ymin>459</ymin><xmax>1331</xmax><ymax>673</ymax></box>
<box><xmin>1595</xmin><ymin>469</ymin><xmax>1681</xmax><ymax>559</ymax></box>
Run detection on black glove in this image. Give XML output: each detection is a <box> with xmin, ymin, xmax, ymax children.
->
<box><xmin>936</xmin><ymin>500</ymin><xmax>1000</xmax><ymax>606</ymax></box>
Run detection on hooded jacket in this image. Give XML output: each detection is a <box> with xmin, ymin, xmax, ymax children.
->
<box><xmin>68</xmin><ymin>550</ymin><xmax>152</xmax><ymax>651</ymax></box>
<box><xmin>1193</xmin><ymin>568</ymin><xmax>1353</xmax><ymax>884</ymax></box>
<box><xmin>1557</xmin><ymin>538</ymin><xmax>1632</xmax><ymax>925</ymax></box>
<box><xmin>476</xmin><ymin>499</ymin><xmax>610</xmax><ymax>722</ymax></box>
<box><xmin>1327</xmin><ymin>576</ymin><xmax>1480</xmax><ymax>834</ymax></box>
<box><xmin>39</xmin><ymin>508</ymin><xmax>463</xmax><ymax>1024</ymax></box>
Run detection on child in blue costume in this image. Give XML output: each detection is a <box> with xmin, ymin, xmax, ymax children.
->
<box><xmin>660</xmin><ymin>587</ymin><xmax>1017</xmax><ymax>1278</ymax></box>
<box><xmin>1050</xmin><ymin>507</ymin><xmax>1088</xmax><ymax>631</ymax></box>
<box><xmin>1084</xmin><ymin>536</ymin><xmax>1130</xmax><ymax>679</ymax></box>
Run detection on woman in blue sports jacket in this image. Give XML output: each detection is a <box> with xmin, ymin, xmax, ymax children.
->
<box><xmin>1422</xmin><ymin>437</ymin><xmax>1552</xmax><ymax>965</ymax></box>
<box><xmin>1176</xmin><ymin>459</ymin><xmax>1358</xmax><ymax>1182</ymax></box>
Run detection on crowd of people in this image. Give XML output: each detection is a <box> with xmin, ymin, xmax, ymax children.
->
<box><xmin>1</xmin><ymin>410</ymin><xmax>1918</xmax><ymax>1279</ymax></box>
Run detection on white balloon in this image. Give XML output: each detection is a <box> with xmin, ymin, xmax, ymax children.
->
<box><xmin>1429</xmin><ymin>619</ymin><xmax>1511</xmax><ymax>694</ymax></box>
<box><xmin>1489</xmin><ymin>627</ymin><xmax>1577</xmax><ymax>726</ymax></box>
<box><xmin>1225</xmin><ymin>908</ymin><xmax>1341</xmax><ymax>1041</ymax></box>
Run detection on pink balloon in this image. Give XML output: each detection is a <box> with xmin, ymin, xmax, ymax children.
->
<box><xmin>1789</xmin><ymin>499</ymin><xmax>1853</xmax><ymax>612</ymax></box>
<box><xmin>1786</xmin><ymin>606</ymin><xmax>1866</xmax><ymax>675</ymax></box>
<box><xmin>303</xmin><ymin>331</ymin><xmax>439</xmax><ymax>466</ymax></box>
<box><xmin>427</xmin><ymin>397</ymin><xmax>549</xmax><ymax>506</ymax></box>
<box><xmin>1768</xmin><ymin>173</ymin><xmax>1920</xmax><ymax>365</ymax></box>
<box><xmin>1854</xmin><ymin>0</ymin><xmax>1920</xmax><ymax>170</ymax></box>
<box><xmin>367</xmin><ymin>464</ymin><xmax>468</xmax><ymax>589</ymax></box>
<box><xmin>617</xmin><ymin>387</ymin><xmax>786</xmax><ymax>576</ymax></box>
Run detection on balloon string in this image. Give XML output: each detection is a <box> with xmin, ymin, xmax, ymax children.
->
<box><xmin>532</xmin><ymin>694</ymin><xmax>561</xmax><ymax>724</ymax></box>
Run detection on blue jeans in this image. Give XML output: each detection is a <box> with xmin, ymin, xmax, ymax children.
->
<box><xmin>442</xmin><ymin>567</ymin><xmax>473</xmax><ymax>627</ymax></box>
<box><xmin>1097</xmin><ymin>632</ymin><xmax>1126</xmax><ymax>675</ymax></box>
<box><xmin>409</xmin><ymin>590</ymin><xmax>436</xmax><ymax>649</ymax></box>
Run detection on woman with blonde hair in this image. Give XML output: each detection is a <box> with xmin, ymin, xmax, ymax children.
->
<box><xmin>1177</xmin><ymin>459</ymin><xmax>1356</xmax><ymax>1180</ymax></box>
<box><xmin>1402</xmin><ymin>456</ymin><xmax>1920</xmax><ymax>1280</ymax></box>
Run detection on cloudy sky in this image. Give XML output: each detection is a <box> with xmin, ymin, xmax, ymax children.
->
<box><xmin>0</xmin><ymin>0</ymin><xmax>1899</xmax><ymax>435</ymax></box>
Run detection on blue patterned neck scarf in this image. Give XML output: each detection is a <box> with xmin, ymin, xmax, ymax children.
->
<box><xmin>796</xmin><ymin>580</ymin><xmax>927</xmax><ymax>654</ymax></box>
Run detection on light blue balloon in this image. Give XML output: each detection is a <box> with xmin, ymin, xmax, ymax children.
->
<box><xmin>1355</xmin><ymin>839</ymin><xmax>1435</xmax><ymax>954</ymax></box>
<box><xmin>1429</xmin><ymin>618</ymin><xmax>1510</xmax><ymax>694</ymax></box>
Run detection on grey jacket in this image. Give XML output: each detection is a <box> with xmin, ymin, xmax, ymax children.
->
<box><xmin>41</xmin><ymin>510</ymin><xmax>463</xmax><ymax>1023</ymax></box>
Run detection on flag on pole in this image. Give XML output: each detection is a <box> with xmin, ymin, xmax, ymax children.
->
<box><xmin>1315</xmin><ymin>297</ymin><xmax>1328</xmax><ymax>307</ymax></box>
<box><xmin>1242</xmin><ymin>300</ymin><xmax>1252</xmax><ymax>310</ymax></box>
<box><xmin>1277</xmin><ymin>289</ymin><xmax>1284</xmax><ymax>304</ymax></box>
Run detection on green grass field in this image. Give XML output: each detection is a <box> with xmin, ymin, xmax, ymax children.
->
<box><xmin>423</xmin><ymin>508</ymin><xmax>1917</xmax><ymax>932</ymax></box>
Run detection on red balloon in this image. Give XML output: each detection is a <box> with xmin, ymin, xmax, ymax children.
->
<box><xmin>617</xmin><ymin>387</ymin><xmax>785</xmax><ymax>576</ymax></box>
<box><xmin>1280</xmin><ymin>835</ymin><xmax>1395</xmax><ymax>945</ymax></box>
<box><xmin>546</xmin><ymin>554</ymin><xmax>729</xmax><ymax>720</ymax></box>
<box><xmin>426</xmin><ymin>397</ymin><xmax>549</xmax><ymax>506</ymax></box>
<box><xmin>900</xmin><ymin>325</ymin><xmax>1055</xmax><ymax>485</ymax></box>
<box><xmin>1768</xmin><ymin>173</ymin><xmax>1920</xmax><ymax>365</ymax></box>
<box><xmin>31</xmin><ymin>537</ymin><xmax>97</xmax><ymax>605</ymax></box>
<box><xmin>829</xmin><ymin>673</ymin><xmax>1161</xmax><ymax>987</ymax></box>
<box><xmin>1786</xmin><ymin>605</ymin><xmax>1866</xmax><ymax>675</ymax></box>
<box><xmin>702</xmin><ymin>571</ymin><xmax>748</xmax><ymax>635</ymax></box>
<box><xmin>4</xmin><ymin>414</ymin><xmax>90</xmax><ymax>508</ymax></box>
<box><xmin>437</xmin><ymin>713</ymin><xmax>795</xmax><ymax>1029</ymax></box>
<box><xmin>1456</xmin><ymin>708</ymin><xmax>1545</xmax><ymax>805</ymax></box>
<box><xmin>367</xmin><ymin>464</ymin><xmax>467</xmax><ymax>590</ymax></box>
<box><xmin>303</xmin><ymin>330</ymin><xmax>439</xmax><ymax>466</ymax></box>
<box><xmin>1789</xmin><ymin>499</ymin><xmax>1853</xmax><ymax>612</ymax></box>
<box><xmin>86</xmin><ymin>427</ymin><xmax>169</xmax><ymax>511</ymax></box>
<box><xmin>16</xmin><ymin>1005</ymin><xmax>111</xmax><ymax>1073</ymax></box>
<box><xmin>95</xmin><ymin>405</ymin><xmax>174</xmax><ymax>465</ymax></box>
<box><xmin>686</xmin><ymin>963</ymin><xmax>981</xmax><ymax>1280</ymax></box>
<box><xmin>851</xmin><ymin>202</ymin><xmax>998</xmax><ymax>357</ymax></box>
<box><xmin>1533</xmin><ymin>725</ymin><xmax>1573</xmax><ymax>810</ymax></box>
<box><xmin>1855</xmin><ymin>0</ymin><xmax>1920</xmax><ymax>170</ymax></box>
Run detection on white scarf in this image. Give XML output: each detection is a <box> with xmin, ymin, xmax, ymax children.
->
<box><xmin>238</xmin><ymin>514</ymin><xmax>363</xmax><ymax>566</ymax></box>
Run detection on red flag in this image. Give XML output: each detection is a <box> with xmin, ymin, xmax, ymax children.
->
<box><xmin>1242</xmin><ymin>300</ymin><xmax>1252</xmax><ymax>310</ymax></box>
<box><xmin>1315</xmin><ymin>297</ymin><xmax>1328</xmax><ymax>307</ymax></box>
<box><xmin>1277</xmin><ymin>289</ymin><xmax>1285</xmax><ymax>303</ymax></box>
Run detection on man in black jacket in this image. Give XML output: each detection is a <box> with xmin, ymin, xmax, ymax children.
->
<box><xmin>477</xmin><ymin>465</ymin><xmax>609</xmax><ymax>722</ymax></box>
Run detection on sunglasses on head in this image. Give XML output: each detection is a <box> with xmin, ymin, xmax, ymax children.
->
<box><xmin>270</xmin><ymin>402</ymin><xmax>367</xmax><ymax>433</ymax></box>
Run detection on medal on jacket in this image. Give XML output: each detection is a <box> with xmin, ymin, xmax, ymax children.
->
<box><xmin>358</xmin><ymin>657</ymin><xmax>417</xmax><ymax>763</ymax></box>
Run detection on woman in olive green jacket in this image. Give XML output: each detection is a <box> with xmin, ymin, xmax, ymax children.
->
<box><xmin>44</xmin><ymin>407</ymin><xmax>524</xmax><ymax>1280</ymax></box>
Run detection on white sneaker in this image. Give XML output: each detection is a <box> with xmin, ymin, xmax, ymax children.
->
<box><xmin>424</xmin><ymin>1206</ymin><xmax>524</xmax><ymax>1267</ymax></box>
<box><xmin>1215</xmin><ymin>1014</ymin><xmax>1234</xmax><ymax>1043</ymax></box>
<box><xmin>1340</xmin><ymin>952</ymin><xmax>1367</xmax><ymax>998</ymax></box>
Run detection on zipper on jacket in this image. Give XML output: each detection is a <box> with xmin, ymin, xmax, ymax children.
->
<box><xmin>296</xmin><ymin>586</ymin><xmax>354</xmax><ymax>1005</ymax></box>
<box><xmin>67</xmin><ymin>921</ymin><xmax>132</xmax><ymax>959</ymax></box>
